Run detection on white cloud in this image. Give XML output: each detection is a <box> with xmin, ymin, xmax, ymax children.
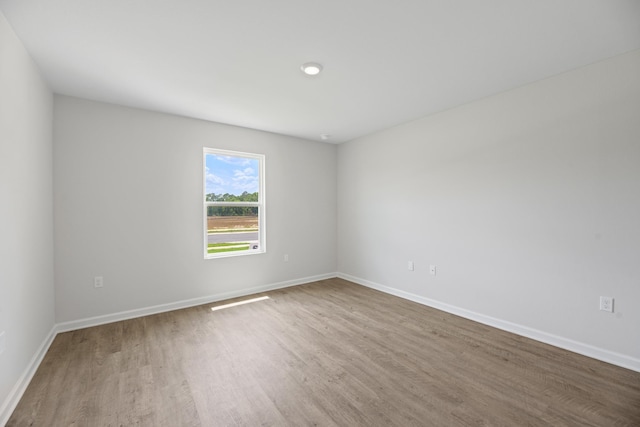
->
<box><xmin>205</xmin><ymin>166</ymin><xmax>226</xmax><ymax>193</ymax></box>
<box><xmin>215</xmin><ymin>155</ymin><xmax>251</xmax><ymax>167</ymax></box>
<box><xmin>232</xmin><ymin>167</ymin><xmax>258</xmax><ymax>192</ymax></box>
<box><xmin>233</xmin><ymin>167</ymin><xmax>255</xmax><ymax>180</ymax></box>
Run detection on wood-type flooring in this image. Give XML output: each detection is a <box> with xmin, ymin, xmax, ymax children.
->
<box><xmin>8</xmin><ymin>278</ymin><xmax>640</xmax><ymax>426</ymax></box>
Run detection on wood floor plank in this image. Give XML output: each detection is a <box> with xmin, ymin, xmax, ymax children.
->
<box><xmin>8</xmin><ymin>278</ymin><xmax>640</xmax><ymax>426</ymax></box>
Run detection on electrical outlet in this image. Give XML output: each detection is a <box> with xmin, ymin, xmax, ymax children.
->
<box><xmin>284</xmin><ymin>254</ymin><xmax>289</xmax><ymax>262</ymax></box>
<box><xmin>599</xmin><ymin>296</ymin><xmax>614</xmax><ymax>313</ymax></box>
<box><xmin>408</xmin><ymin>261</ymin><xmax>414</xmax><ymax>271</ymax></box>
<box><xmin>0</xmin><ymin>331</ymin><xmax>6</xmax><ymax>355</ymax></box>
<box><xmin>94</xmin><ymin>276</ymin><xmax>104</xmax><ymax>288</ymax></box>
<box><xmin>429</xmin><ymin>265</ymin><xmax>436</xmax><ymax>276</ymax></box>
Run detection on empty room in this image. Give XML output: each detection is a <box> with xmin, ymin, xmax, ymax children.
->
<box><xmin>1</xmin><ymin>1</ymin><xmax>639</xmax><ymax>425</ymax></box>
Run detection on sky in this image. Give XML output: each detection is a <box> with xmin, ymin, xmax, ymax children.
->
<box><xmin>205</xmin><ymin>154</ymin><xmax>259</xmax><ymax>195</ymax></box>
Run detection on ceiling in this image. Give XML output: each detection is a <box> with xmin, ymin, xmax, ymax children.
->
<box><xmin>1</xmin><ymin>1</ymin><xmax>639</xmax><ymax>143</ymax></box>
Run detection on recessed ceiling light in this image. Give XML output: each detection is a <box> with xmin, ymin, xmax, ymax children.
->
<box><xmin>301</xmin><ymin>62</ymin><xmax>323</xmax><ymax>76</ymax></box>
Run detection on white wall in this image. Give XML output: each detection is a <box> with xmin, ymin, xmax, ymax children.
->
<box><xmin>338</xmin><ymin>50</ymin><xmax>640</xmax><ymax>366</ymax></box>
<box><xmin>54</xmin><ymin>96</ymin><xmax>337</xmax><ymax>323</ymax></box>
<box><xmin>0</xmin><ymin>11</ymin><xmax>55</xmax><ymax>419</ymax></box>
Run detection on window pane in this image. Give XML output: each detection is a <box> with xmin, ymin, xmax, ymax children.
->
<box><xmin>203</xmin><ymin>147</ymin><xmax>264</xmax><ymax>259</ymax></box>
<box><xmin>206</xmin><ymin>206</ymin><xmax>260</xmax><ymax>254</ymax></box>
<box><xmin>205</xmin><ymin>153</ymin><xmax>259</xmax><ymax>201</ymax></box>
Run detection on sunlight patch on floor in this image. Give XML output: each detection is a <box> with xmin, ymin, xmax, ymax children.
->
<box><xmin>210</xmin><ymin>296</ymin><xmax>270</xmax><ymax>312</ymax></box>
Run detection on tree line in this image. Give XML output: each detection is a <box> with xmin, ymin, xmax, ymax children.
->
<box><xmin>206</xmin><ymin>191</ymin><xmax>258</xmax><ymax>217</ymax></box>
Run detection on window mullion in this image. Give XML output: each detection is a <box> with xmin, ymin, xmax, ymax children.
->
<box><xmin>205</xmin><ymin>201</ymin><xmax>259</xmax><ymax>207</ymax></box>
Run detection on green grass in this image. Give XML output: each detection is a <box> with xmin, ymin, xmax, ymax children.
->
<box><xmin>207</xmin><ymin>243</ymin><xmax>251</xmax><ymax>254</ymax></box>
<box><xmin>208</xmin><ymin>246</ymin><xmax>250</xmax><ymax>254</ymax></box>
<box><xmin>208</xmin><ymin>242</ymin><xmax>249</xmax><ymax>247</ymax></box>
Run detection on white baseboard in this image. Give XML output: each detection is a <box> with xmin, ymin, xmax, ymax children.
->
<box><xmin>4</xmin><ymin>270</ymin><xmax>635</xmax><ymax>425</ymax></box>
<box><xmin>57</xmin><ymin>272</ymin><xmax>337</xmax><ymax>333</ymax></box>
<box><xmin>1</xmin><ymin>272</ymin><xmax>337</xmax><ymax>425</ymax></box>
<box><xmin>337</xmin><ymin>272</ymin><xmax>640</xmax><ymax>373</ymax></box>
<box><xmin>0</xmin><ymin>325</ymin><xmax>57</xmax><ymax>427</ymax></box>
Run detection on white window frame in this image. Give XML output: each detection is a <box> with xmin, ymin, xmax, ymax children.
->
<box><xmin>203</xmin><ymin>147</ymin><xmax>266</xmax><ymax>259</ymax></box>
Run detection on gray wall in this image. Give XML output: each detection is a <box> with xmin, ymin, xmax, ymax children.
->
<box><xmin>0</xmin><ymin>11</ymin><xmax>54</xmax><ymax>415</ymax></box>
<box><xmin>338</xmin><ymin>50</ymin><xmax>640</xmax><ymax>363</ymax></box>
<box><xmin>54</xmin><ymin>96</ymin><xmax>337</xmax><ymax>322</ymax></box>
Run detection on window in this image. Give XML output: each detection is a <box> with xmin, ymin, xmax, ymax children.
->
<box><xmin>203</xmin><ymin>148</ymin><xmax>265</xmax><ymax>258</ymax></box>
